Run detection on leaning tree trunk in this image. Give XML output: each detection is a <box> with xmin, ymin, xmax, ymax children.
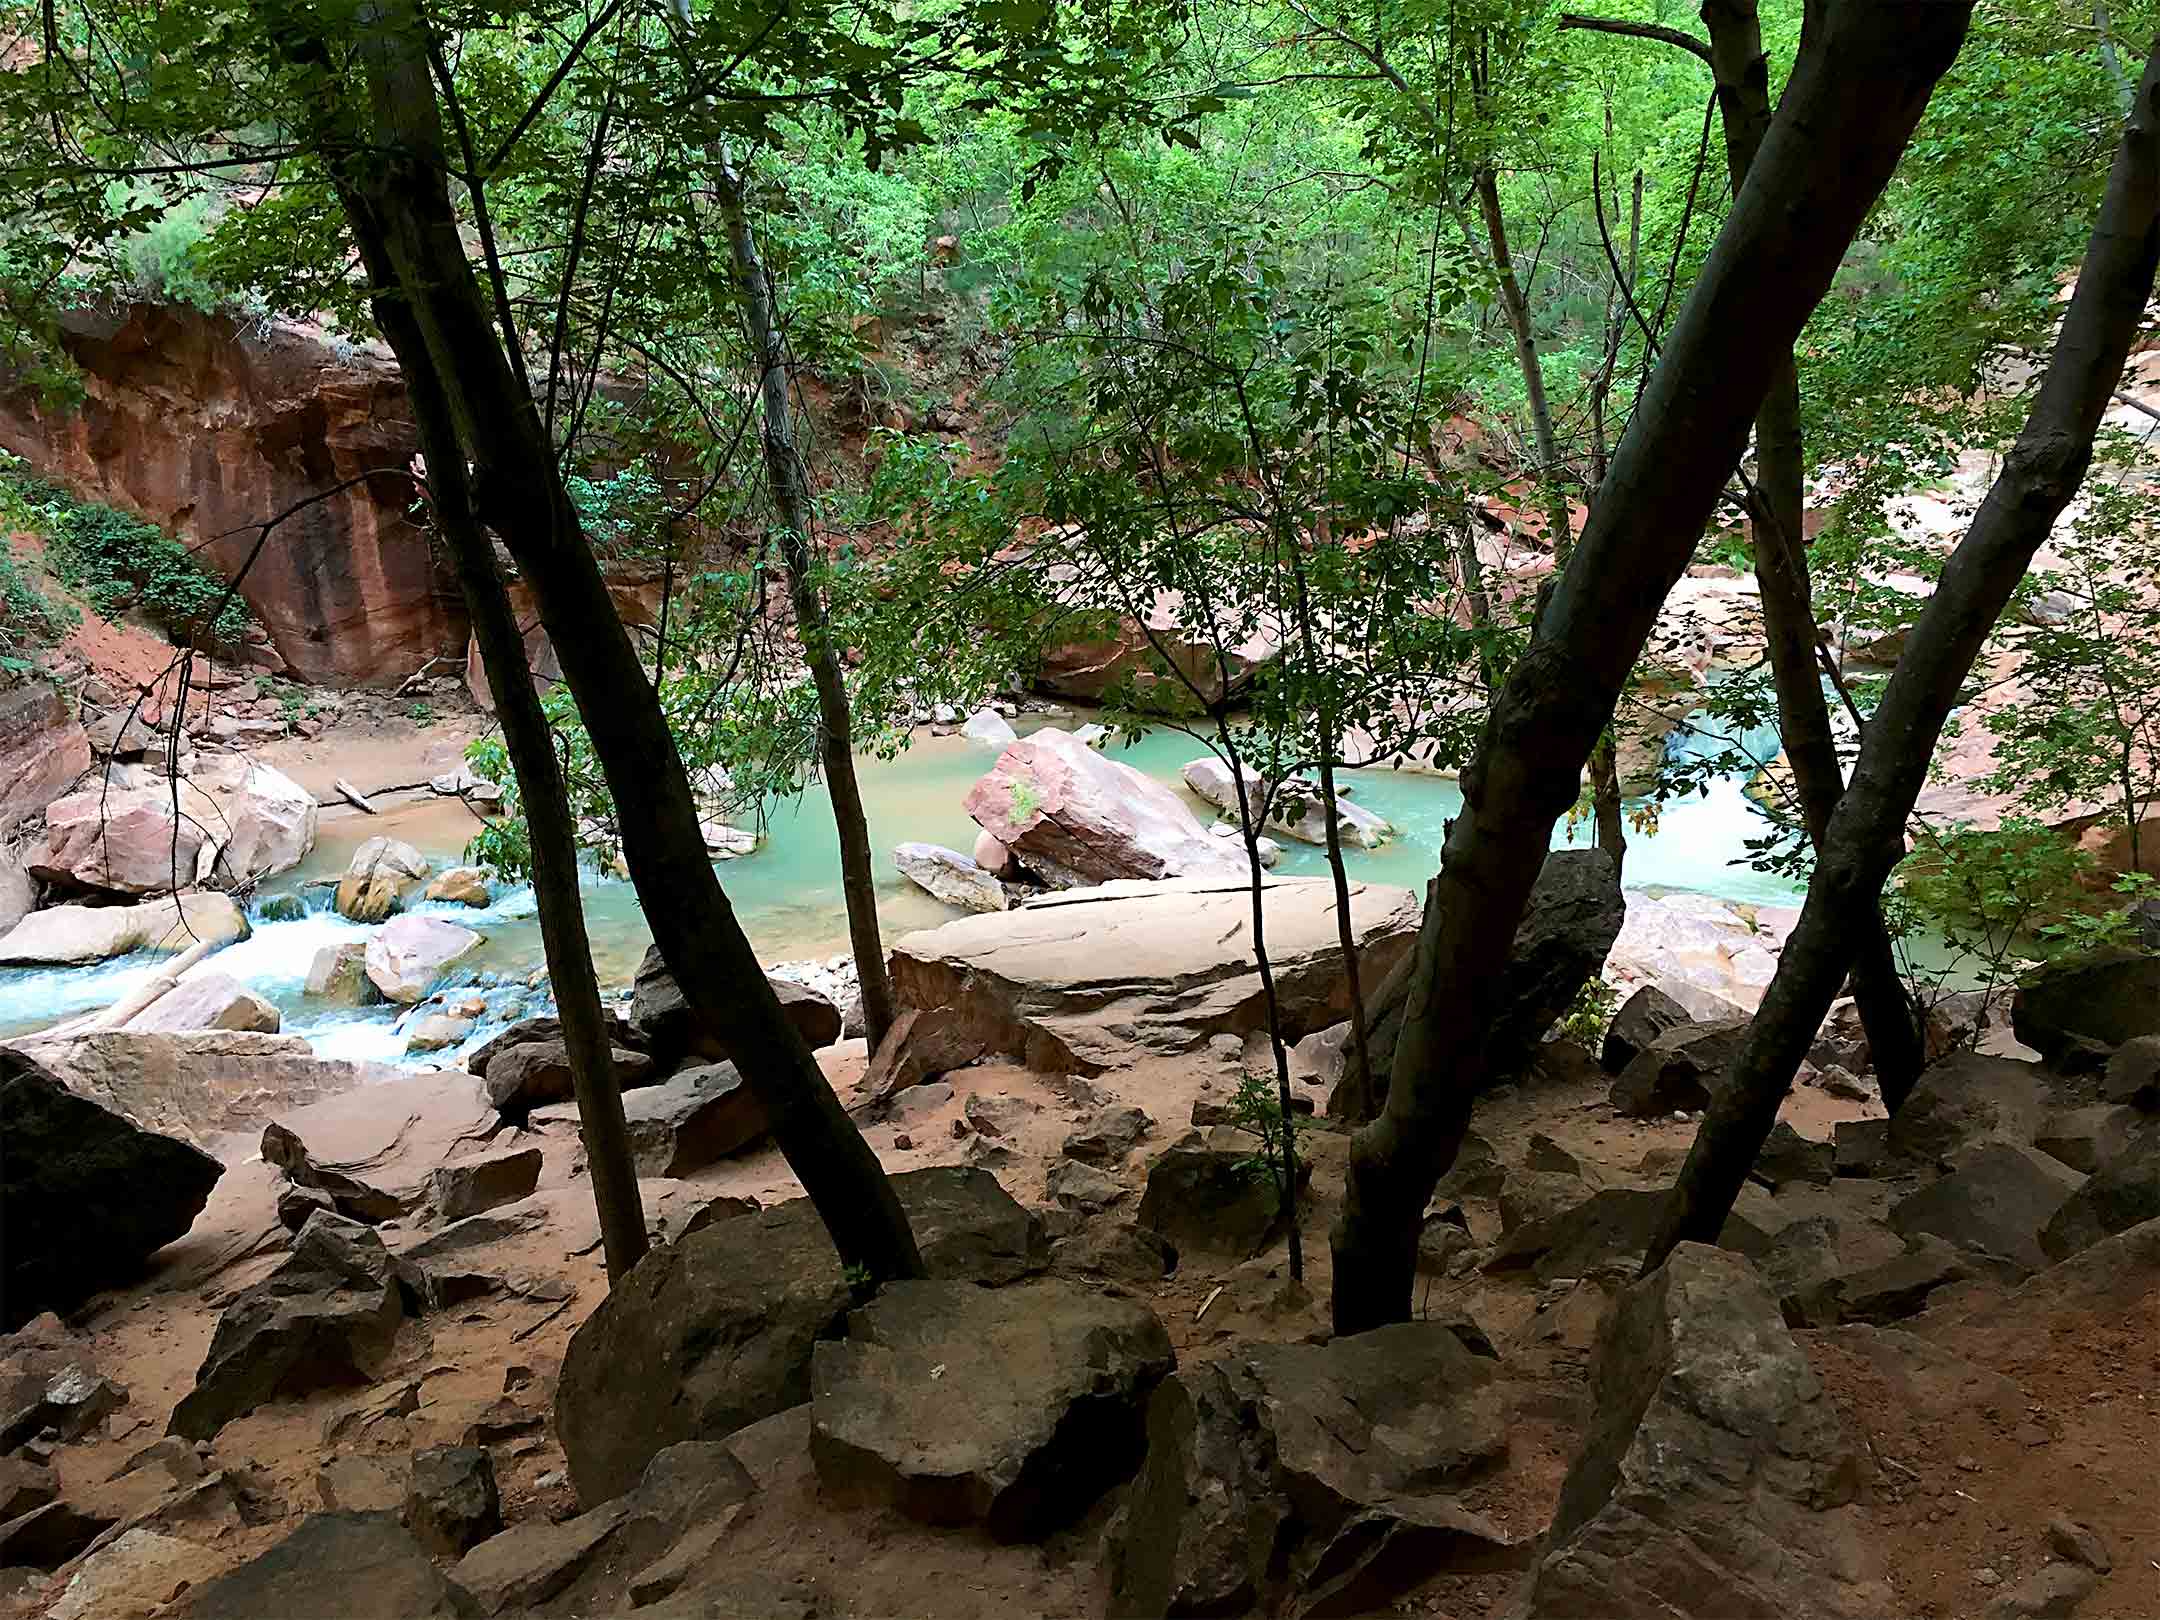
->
<box><xmin>322</xmin><ymin>4</ymin><xmax>925</xmax><ymax>1283</ymax></box>
<box><xmin>713</xmin><ymin>156</ymin><xmax>898</xmax><ymax>1053</ymax></box>
<box><xmin>1700</xmin><ymin>0</ymin><xmax>1927</xmax><ymax>1108</ymax></box>
<box><xmin>1646</xmin><ymin>40</ymin><xmax>2160</xmax><ymax>1270</ymax></box>
<box><xmin>1474</xmin><ymin>168</ymin><xmax>1573</xmax><ymax>555</ymax></box>
<box><xmin>1330</xmin><ymin>0</ymin><xmax>1974</xmax><ymax>1335</ymax></box>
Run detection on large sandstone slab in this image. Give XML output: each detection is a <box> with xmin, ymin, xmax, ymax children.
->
<box><xmin>30</xmin><ymin>781</ymin><xmax>226</xmax><ymax>896</ymax></box>
<box><xmin>2</xmin><ymin>1048</ymin><xmax>224</xmax><ymax>1329</ymax></box>
<box><xmin>0</xmin><ymin>890</ymin><xmax>248</xmax><ymax>964</ymax></box>
<box><xmin>556</xmin><ymin>1167</ymin><xmax>1047</xmax><ymax>1506</ymax></box>
<box><xmin>9</xmin><ymin>1030</ymin><xmax>398</xmax><ymax>1142</ymax></box>
<box><xmin>123</xmin><ymin>970</ymin><xmax>280</xmax><ymax>1034</ymax></box>
<box><xmin>1522</xmin><ymin>1244</ymin><xmax>1888</xmax><ymax>1619</ymax></box>
<box><xmin>889</xmin><ymin>875</ymin><xmax>1420</xmax><ymax>1075</ymax></box>
<box><xmin>810</xmin><ymin>1278</ymin><xmax>1173</xmax><ymax>1538</ymax></box>
<box><xmin>963</xmin><ymin>727</ymin><xmax>1248</xmax><ymax>888</ymax></box>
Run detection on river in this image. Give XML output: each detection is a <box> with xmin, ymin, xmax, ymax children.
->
<box><xmin>0</xmin><ymin>710</ymin><xmax>1799</xmax><ymax>1064</ymax></box>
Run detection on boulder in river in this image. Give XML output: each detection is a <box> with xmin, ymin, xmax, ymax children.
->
<box><xmin>200</xmin><ymin>762</ymin><xmax>318</xmax><ymax>885</ymax></box>
<box><xmin>0</xmin><ymin>890</ymin><xmax>248</xmax><ymax>965</ymax></box>
<box><xmin>364</xmin><ymin>913</ymin><xmax>481</xmax><ymax>1004</ymax></box>
<box><xmin>888</xmin><ymin>875</ymin><xmax>1421</xmax><ymax>1076</ymax></box>
<box><xmin>963</xmin><ymin>727</ymin><xmax>1247</xmax><ymax>889</ymax></box>
<box><xmin>421</xmin><ymin>866</ymin><xmax>491</xmax><ymax>907</ymax></box>
<box><xmin>960</xmin><ymin>707</ymin><xmax>1018</xmax><ymax>746</ymax></box>
<box><xmin>334</xmin><ymin>836</ymin><xmax>431</xmax><ymax>922</ymax></box>
<box><xmin>123</xmin><ymin>970</ymin><xmax>281</xmax><ymax>1034</ymax></box>
<box><xmin>303</xmin><ymin>940</ymin><xmax>375</xmax><ymax>1004</ymax></box>
<box><xmin>1</xmin><ymin>1047</ymin><xmax>225</xmax><ymax>1329</ymax></box>
<box><xmin>892</xmin><ymin>842</ymin><xmax>1007</xmax><ymax>913</ymax></box>
<box><xmin>1180</xmin><ymin>757</ymin><xmax>1391</xmax><ymax>849</ymax></box>
<box><xmin>29</xmin><ymin>782</ymin><xmax>224</xmax><ymax>896</ymax></box>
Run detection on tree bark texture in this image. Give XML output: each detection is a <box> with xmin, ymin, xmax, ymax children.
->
<box><xmin>713</xmin><ymin>156</ymin><xmax>898</xmax><ymax>1053</ymax></box>
<box><xmin>321</xmin><ymin>4</ymin><xmax>924</xmax><ymax>1283</ymax></box>
<box><xmin>1700</xmin><ymin>0</ymin><xmax>1927</xmax><ymax>1107</ymax></box>
<box><xmin>1646</xmin><ymin>38</ymin><xmax>2160</xmax><ymax>1270</ymax></box>
<box><xmin>1329</xmin><ymin>0</ymin><xmax>1974</xmax><ymax>1335</ymax></box>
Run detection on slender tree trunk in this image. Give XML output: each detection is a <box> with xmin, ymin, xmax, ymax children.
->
<box><xmin>1219</xmin><ymin>740</ymin><xmax>1303</xmax><ymax>1280</ymax></box>
<box><xmin>1473</xmin><ymin>169</ymin><xmax>1572</xmax><ymax>551</ymax></box>
<box><xmin>1701</xmin><ymin>0</ymin><xmax>1927</xmax><ymax>1107</ymax></box>
<box><xmin>1330</xmin><ymin>0</ymin><xmax>1973</xmax><ymax>1335</ymax></box>
<box><xmin>1647</xmin><ymin>41</ymin><xmax>2160</xmax><ymax>1269</ymax></box>
<box><xmin>712</xmin><ymin>155</ymin><xmax>897</xmax><ymax>1053</ymax></box>
<box><xmin>322</xmin><ymin>3</ymin><xmax>924</xmax><ymax>1283</ymax></box>
<box><xmin>323</xmin><ymin>71</ymin><xmax>648</xmax><ymax>1286</ymax></box>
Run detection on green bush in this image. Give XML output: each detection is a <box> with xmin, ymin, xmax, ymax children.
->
<box><xmin>0</xmin><ymin>539</ymin><xmax>78</xmax><ymax>680</ymax></box>
<box><xmin>2</xmin><ymin>459</ymin><xmax>250</xmax><ymax>648</ymax></box>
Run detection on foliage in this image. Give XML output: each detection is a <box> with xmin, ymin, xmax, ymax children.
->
<box><xmin>0</xmin><ymin>457</ymin><xmax>250</xmax><ymax>647</ymax></box>
<box><xmin>1226</xmin><ymin>1069</ymin><xmax>1301</xmax><ymax>1216</ymax></box>
<box><xmin>0</xmin><ymin>539</ymin><xmax>77</xmax><ymax>680</ymax></box>
<box><xmin>1555</xmin><ymin>973</ymin><xmax>1618</xmax><ymax>1050</ymax></box>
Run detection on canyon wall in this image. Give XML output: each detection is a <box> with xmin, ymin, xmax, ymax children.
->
<box><xmin>0</xmin><ymin>303</ymin><xmax>466</xmax><ymax>686</ymax></box>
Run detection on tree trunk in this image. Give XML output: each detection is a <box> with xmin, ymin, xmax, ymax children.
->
<box><xmin>1646</xmin><ymin>39</ymin><xmax>2160</xmax><ymax>1270</ymax></box>
<box><xmin>1330</xmin><ymin>0</ymin><xmax>1974</xmax><ymax>1335</ymax></box>
<box><xmin>712</xmin><ymin>155</ymin><xmax>898</xmax><ymax>1053</ymax></box>
<box><xmin>1474</xmin><ymin>169</ymin><xmax>1573</xmax><ymax>551</ymax></box>
<box><xmin>1700</xmin><ymin>0</ymin><xmax>1928</xmax><ymax>1108</ymax></box>
<box><xmin>325</xmin><ymin>2</ymin><xmax>924</xmax><ymax>1284</ymax></box>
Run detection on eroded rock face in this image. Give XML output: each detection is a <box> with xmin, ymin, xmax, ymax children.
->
<box><xmin>0</xmin><ymin>682</ymin><xmax>90</xmax><ymax>836</ymax></box>
<box><xmin>963</xmin><ymin>728</ymin><xmax>1248</xmax><ymax>888</ymax></box>
<box><xmin>1522</xmin><ymin>1244</ymin><xmax>1887</xmax><ymax>1619</ymax></box>
<box><xmin>1</xmin><ymin>1048</ymin><xmax>224</xmax><ymax>1329</ymax></box>
<box><xmin>556</xmin><ymin>1167</ymin><xmax>1046</xmax><ymax>1507</ymax></box>
<box><xmin>889</xmin><ymin>875</ymin><xmax>1421</xmax><ymax>1076</ymax></box>
<box><xmin>0</xmin><ymin>891</ymin><xmax>247</xmax><ymax>965</ymax></box>
<box><xmin>810</xmin><ymin>1278</ymin><xmax>1173</xmax><ymax>1539</ymax></box>
<box><xmin>0</xmin><ymin>303</ymin><xmax>465</xmax><ymax>686</ymax></box>
<box><xmin>1111</xmin><ymin>1322</ymin><xmax>1514</xmax><ymax>1618</ymax></box>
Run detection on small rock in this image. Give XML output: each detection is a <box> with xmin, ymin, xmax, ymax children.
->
<box><xmin>893</xmin><ymin>1132</ymin><xmax>914</xmax><ymax>1151</ymax></box>
<box><xmin>1975</xmin><ymin>1567</ymin><xmax>2002</xmax><ymax>1586</ymax></box>
<box><xmin>424</xmin><ymin>1146</ymin><xmax>542</xmax><ymax>1222</ymax></box>
<box><xmin>1046</xmin><ymin>1159</ymin><xmax>1127</xmax><ymax>1213</ymax></box>
<box><xmin>2045</xmin><ymin>1516</ymin><xmax>2111</xmax><ymax>1574</ymax></box>
<box><xmin>1063</xmin><ymin>1104</ymin><xmax>1152</xmax><ymax>1165</ymax></box>
<box><xmin>404</xmin><ymin>1445</ymin><xmax>501</xmax><ymax>1557</ymax></box>
<box><xmin>316</xmin><ymin>1453</ymin><xmax>403</xmax><ymax>1513</ymax></box>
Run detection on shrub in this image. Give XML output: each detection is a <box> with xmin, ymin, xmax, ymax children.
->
<box><xmin>0</xmin><ymin>539</ymin><xmax>78</xmax><ymax>680</ymax></box>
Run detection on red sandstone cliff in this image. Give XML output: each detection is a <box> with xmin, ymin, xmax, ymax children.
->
<box><xmin>0</xmin><ymin>304</ymin><xmax>466</xmax><ymax>686</ymax></box>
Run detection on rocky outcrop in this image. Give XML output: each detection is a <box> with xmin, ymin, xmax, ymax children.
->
<box><xmin>335</xmin><ymin>837</ymin><xmax>431</xmax><ymax>922</ymax></box>
<box><xmin>0</xmin><ymin>681</ymin><xmax>90</xmax><ymax>835</ymax></box>
<box><xmin>364</xmin><ymin>913</ymin><xmax>481</xmax><ymax>1004</ymax></box>
<box><xmin>168</xmin><ymin>1217</ymin><xmax>405</xmax><ymax>1440</ymax></box>
<box><xmin>533</xmin><ymin>1061</ymin><xmax>766</xmax><ymax>1175</ymax></box>
<box><xmin>1522</xmin><ymin>1244</ymin><xmax>1886</xmax><ymax>1618</ymax></box>
<box><xmin>30</xmin><ymin>781</ymin><xmax>223</xmax><ymax>896</ymax></box>
<box><xmin>628</xmin><ymin>944</ymin><xmax>840</xmax><ymax>1073</ymax></box>
<box><xmin>123</xmin><ymin>970</ymin><xmax>280</xmax><ymax>1034</ymax></box>
<box><xmin>1034</xmin><ymin>593</ymin><xmax>1277</xmax><ymax>707</ymax></box>
<box><xmin>1</xmin><ymin>1048</ymin><xmax>224</xmax><ymax>1329</ymax></box>
<box><xmin>888</xmin><ymin>876</ymin><xmax>1421</xmax><ymax>1076</ymax></box>
<box><xmin>963</xmin><ymin>728</ymin><xmax>1247</xmax><ymax>888</ymax></box>
<box><xmin>1337</xmin><ymin>850</ymin><xmax>1625</xmax><ymax>1113</ymax></box>
<box><xmin>404</xmin><ymin>1446</ymin><xmax>501</xmax><ymax>1558</ymax></box>
<box><xmin>2013</xmin><ymin>949</ymin><xmax>2160</xmax><ymax>1067</ymax></box>
<box><xmin>810</xmin><ymin>1278</ymin><xmax>1173</xmax><ymax>1538</ymax></box>
<box><xmin>892</xmin><ymin>841</ymin><xmax>1008</xmax><ymax>912</ymax></box>
<box><xmin>167</xmin><ymin>1511</ymin><xmax>472</xmax><ymax>1618</ymax></box>
<box><xmin>556</xmin><ymin>1166</ymin><xmax>1046</xmax><ymax>1506</ymax></box>
<box><xmin>0</xmin><ymin>303</ymin><xmax>465</xmax><ymax>685</ymax></box>
<box><xmin>0</xmin><ymin>890</ymin><xmax>247</xmax><ymax>964</ymax></box>
<box><xmin>1111</xmin><ymin>1323</ymin><xmax>1515</xmax><ymax>1618</ymax></box>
